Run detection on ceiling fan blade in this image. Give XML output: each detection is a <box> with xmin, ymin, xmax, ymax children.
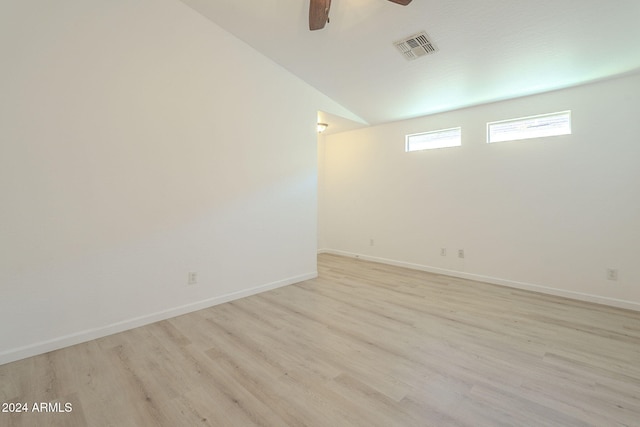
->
<box><xmin>309</xmin><ymin>0</ymin><xmax>331</xmax><ymax>31</ymax></box>
<box><xmin>387</xmin><ymin>0</ymin><xmax>412</xmax><ymax>5</ymax></box>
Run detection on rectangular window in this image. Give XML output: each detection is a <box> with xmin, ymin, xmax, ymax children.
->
<box><xmin>406</xmin><ymin>127</ymin><xmax>461</xmax><ymax>152</ymax></box>
<box><xmin>487</xmin><ymin>111</ymin><xmax>571</xmax><ymax>144</ymax></box>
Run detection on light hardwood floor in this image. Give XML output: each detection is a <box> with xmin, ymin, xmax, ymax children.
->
<box><xmin>2</xmin><ymin>254</ymin><xmax>640</xmax><ymax>426</ymax></box>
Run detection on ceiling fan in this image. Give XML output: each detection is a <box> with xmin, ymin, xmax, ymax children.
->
<box><xmin>309</xmin><ymin>0</ymin><xmax>412</xmax><ymax>31</ymax></box>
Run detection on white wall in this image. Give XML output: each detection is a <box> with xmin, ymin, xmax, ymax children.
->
<box><xmin>0</xmin><ymin>0</ymin><xmax>351</xmax><ymax>365</ymax></box>
<box><xmin>319</xmin><ymin>72</ymin><xmax>640</xmax><ymax>310</ymax></box>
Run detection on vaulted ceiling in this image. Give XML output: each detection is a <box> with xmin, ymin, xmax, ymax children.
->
<box><xmin>180</xmin><ymin>0</ymin><xmax>640</xmax><ymax>132</ymax></box>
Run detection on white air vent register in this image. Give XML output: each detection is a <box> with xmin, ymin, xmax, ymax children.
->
<box><xmin>393</xmin><ymin>31</ymin><xmax>437</xmax><ymax>61</ymax></box>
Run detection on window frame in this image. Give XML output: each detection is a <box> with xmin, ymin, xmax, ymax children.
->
<box><xmin>487</xmin><ymin>110</ymin><xmax>572</xmax><ymax>144</ymax></box>
<box><xmin>405</xmin><ymin>126</ymin><xmax>462</xmax><ymax>152</ymax></box>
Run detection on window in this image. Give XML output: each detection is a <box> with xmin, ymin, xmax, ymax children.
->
<box><xmin>487</xmin><ymin>111</ymin><xmax>571</xmax><ymax>144</ymax></box>
<box><xmin>406</xmin><ymin>127</ymin><xmax>461</xmax><ymax>152</ymax></box>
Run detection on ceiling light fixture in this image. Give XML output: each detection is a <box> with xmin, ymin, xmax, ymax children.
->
<box><xmin>317</xmin><ymin>123</ymin><xmax>328</xmax><ymax>133</ymax></box>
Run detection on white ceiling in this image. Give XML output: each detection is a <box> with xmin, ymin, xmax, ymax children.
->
<box><xmin>180</xmin><ymin>0</ymin><xmax>640</xmax><ymax>132</ymax></box>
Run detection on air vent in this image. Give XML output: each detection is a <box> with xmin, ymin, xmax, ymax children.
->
<box><xmin>393</xmin><ymin>31</ymin><xmax>437</xmax><ymax>61</ymax></box>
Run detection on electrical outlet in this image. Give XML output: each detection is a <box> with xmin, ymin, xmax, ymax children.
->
<box><xmin>370</xmin><ymin>239</ymin><xmax>374</xmax><ymax>246</ymax></box>
<box><xmin>188</xmin><ymin>272</ymin><xmax>198</xmax><ymax>285</ymax></box>
<box><xmin>440</xmin><ymin>248</ymin><xmax>447</xmax><ymax>256</ymax></box>
<box><xmin>458</xmin><ymin>249</ymin><xmax>464</xmax><ymax>259</ymax></box>
<box><xmin>606</xmin><ymin>268</ymin><xmax>618</xmax><ymax>281</ymax></box>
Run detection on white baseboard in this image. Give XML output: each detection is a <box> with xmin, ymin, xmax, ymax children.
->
<box><xmin>0</xmin><ymin>272</ymin><xmax>317</xmax><ymax>366</ymax></box>
<box><xmin>320</xmin><ymin>249</ymin><xmax>640</xmax><ymax>312</ymax></box>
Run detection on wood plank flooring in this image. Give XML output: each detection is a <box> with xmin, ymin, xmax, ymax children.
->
<box><xmin>2</xmin><ymin>253</ymin><xmax>640</xmax><ymax>426</ymax></box>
